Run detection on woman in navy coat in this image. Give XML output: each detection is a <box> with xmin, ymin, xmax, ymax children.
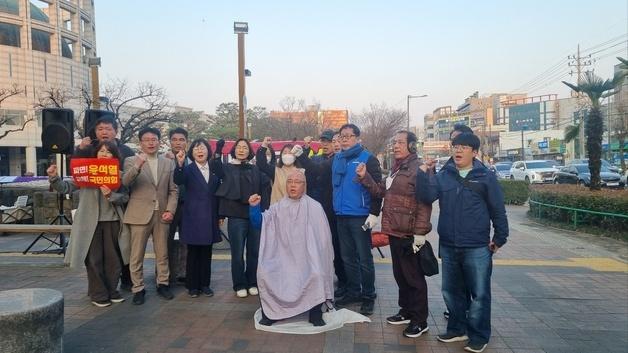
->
<box><xmin>174</xmin><ymin>139</ymin><xmax>221</xmax><ymax>297</ymax></box>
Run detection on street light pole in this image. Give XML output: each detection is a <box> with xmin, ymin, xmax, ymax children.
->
<box><xmin>407</xmin><ymin>94</ymin><xmax>428</xmax><ymax>130</ymax></box>
<box><xmin>234</xmin><ymin>22</ymin><xmax>248</xmax><ymax>138</ymax></box>
<box><xmin>521</xmin><ymin>125</ymin><xmax>528</xmax><ymax>161</ymax></box>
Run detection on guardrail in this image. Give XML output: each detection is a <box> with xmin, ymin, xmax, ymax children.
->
<box><xmin>529</xmin><ymin>199</ymin><xmax>628</xmax><ymax>228</ymax></box>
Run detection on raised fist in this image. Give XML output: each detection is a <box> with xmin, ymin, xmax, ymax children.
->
<box><xmin>356</xmin><ymin>162</ymin><xmax>366</xmax><ymax>178</ymax></box>
<box><xmin>248</xmin><ymin>193</ymin><xmax>261</xmax><ymax>207</ymax></box>
<box><xmin>216</xmin><ymin>139</ymin><xmax>225</xmax><ymax>155</ymax></box>
<box><xmin>176</xmin><ymin>150</ymin><xmax>186</xmax><ymax>166</ymax></box>
<box><xmin>290</xmin><ymin>145</ymin><xmax>303</xmax><ymax>157</ymax></box>
<box><xmin>46</xmin><ymin>164</ymin><xmax>58</xmax><ymax>177</ymax></box>
<box><xmin>135</xmin><ymin>152</ymin><xmax>146</xmax><ymax>168</ymax></box>
<box><xmin>79</xmin><ymin>136</ymin><xmax>92</xmax><ymax>150</ymax></box>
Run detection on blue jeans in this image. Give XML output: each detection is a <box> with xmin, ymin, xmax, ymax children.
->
<box><xmin>228</xmin><ymin>217</ymin><xmax>260</xmax><ymax>291</ymax></box>
<box><xmin>441</xmin><ymin>244</ymin><xmax>492</xmax><ymax>345</ymax></box>
<box><xmin>337</xmin><ymin>216</ymin><xmax>376</xmax><ymax>300</ymax></box>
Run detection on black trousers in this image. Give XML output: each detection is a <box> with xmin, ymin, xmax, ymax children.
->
<box><xmin>389</xmin><ymin>236</ymin><xmax>428</xmax><ymax>325</ymax></box>
<box><xmin>168</xmin><ymin>203</ymin><xmax>187</xmax><ymax>282</ymax></box>
<box><xmin>186</xmin><ymin>244</ymin><xmax>213</xmax><ymax>290</ymax></box>
<box><xmin>328</xmin><ymin>213</ymin><xmax>347</xmax><ymax>289</ymax></box>
<box><xmin>86</xmin><ymin>221</ymin><xmax>122</xmax><ymax>301</ymax></box>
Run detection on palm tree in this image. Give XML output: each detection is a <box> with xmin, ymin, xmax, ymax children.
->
<box><xmin>562</xmin><ymin>71</ymin><xmax>626</xmax><ymax>190</ymax></box>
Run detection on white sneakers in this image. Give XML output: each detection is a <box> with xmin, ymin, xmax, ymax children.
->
<box><xmin>248</xmin><ymin>287</ymin><xmax>259</xmax><ymax>296</ymax></box>
<box><xmin>236</xmin><ymin>289</ymin><xmax>248</xmax><ymax>298</ymax></box>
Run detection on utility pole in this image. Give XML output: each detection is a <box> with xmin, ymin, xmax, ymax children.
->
<box><xmin>568</xmin><ymin>44</ymin><xmax>592</xmax><ymax>158</ymax></box>
<box><xmin>234</xmin><ymin>22</ymin><xmax>248</xmax><ymax>138</ymax></box>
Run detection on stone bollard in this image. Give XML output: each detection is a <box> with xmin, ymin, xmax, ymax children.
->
<box><xmin>0</xmin><ymin>288</ymin><xmax>64</xmax><ymax>353</ymax></box>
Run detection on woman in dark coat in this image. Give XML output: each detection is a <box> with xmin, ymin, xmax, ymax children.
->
<box><xmin>214</xmin><ymin>138</ymin><xmax>271</xmax><ymax>298</ymax></box>
<box><xmin>173</xmin><ymin>139</ymin><xmax>221</xmax><ymax>297</ymax></box>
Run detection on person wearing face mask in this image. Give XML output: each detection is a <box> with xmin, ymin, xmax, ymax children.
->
<box><xmin>214</xmin><ymin>138</ymin><xmax>271</xmax><ymax>298</ymax></box>
<box><xmin>256</xmin><ymin>137</ymin><xmax>305</xmax><ymax>205</ymax></box>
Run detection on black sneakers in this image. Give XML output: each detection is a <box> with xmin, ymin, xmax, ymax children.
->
<box><xmin>157</xmin><ymin>285</ymin><xmax>174</xmax><ymax>300</ymax></box>
<box><xmin>132</xmin><ymin>289</ymin><xmax>146</xmax><ymax>305</ymax></box>
<box><xmin>464</xmin><ymin>343</ymin><xmax>487</xmax><ymax>353</ymax></box>
<box><xmin>359</xmin><ymin>299</ymin><xmax>375</xmax><ymax>316</ymax></box>
<box><xmin>386</xmin><ymin>313</ymin><xmax>411</xmax><ymax>325</ymax></box>
<box><xmin>201</xmin><ymin>287</ymin><xmax>214</xmax><ymax>297</ymax></box>
<box><xmin>437</xmin><ymin>332</ymin><xmax>469</xmax><ymax>343</ymax></box>
<box><xmin>403</xmin><ymin>322</ymin><xmax>429</xmax><ymax>338</ymax></box>
<box><xmin>188</xmin><ymin>289</ymin><xmax>200</xmax><ymax>298</ymax></box>
<box><xmin>109</xmin><ymin>293</ymin><xmax>125</xmax><ymax>303</ymax></box>
<box><xmin>334</xmin><ymin>296</ymin><xmax>362</xmax><ymax>307</ymax></box>
<box><xmin>91</xmin><ymin>299</ymin><xmax>111</xmax><ymax>308</ymax></box>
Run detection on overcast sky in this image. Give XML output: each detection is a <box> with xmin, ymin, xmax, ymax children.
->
<box><xmin>96</xmin><ymin>0</ymin><xmax>628</xmax><ymax>127</ymax></box>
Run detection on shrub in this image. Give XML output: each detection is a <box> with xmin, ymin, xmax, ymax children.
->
<box><xmin>498</xmin><ymin>179</ymin><xmax>529</xmax><ymax>205</ymax></box>
<box><xmin>528</xmin><ymin>185</ymin><xmax>628</xmax><ymax>240</ymax></box>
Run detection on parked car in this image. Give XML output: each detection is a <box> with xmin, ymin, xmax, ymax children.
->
<box><xmin>509</xmin><ymin>160</ymin><xmax>558</xmax><ymax>184</ymax></box>
<box><xmin>490</xmin><ymin>162</ymin><xmax>513</xmax><ymax>179</ymax></box>
<box><xmin>567</xmin><ymin>159</ymin><xmax>620</xmax><ymax>174</ymax></box>
<box><xmin>553</xmin><ymin>164</ymin><xmax>624</xmax><ymax>188</ymax></box>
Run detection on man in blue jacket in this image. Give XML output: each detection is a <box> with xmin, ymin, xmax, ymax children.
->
<box><xmin>416</xmin><ymin>133</ymin><xmax>508</xmax><ymax>353</ymax></box>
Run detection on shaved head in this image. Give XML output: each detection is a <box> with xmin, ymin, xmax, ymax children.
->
<box><xmin>286</xmin><ymin>170</ymin><xmax>306</xmax><ymax>199</ymax></box>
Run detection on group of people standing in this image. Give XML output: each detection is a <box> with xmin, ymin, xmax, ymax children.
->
<box><xmin>50</xmin><ymin>115</ymin><xmax>507</xmax><ymax>353</ymax></box>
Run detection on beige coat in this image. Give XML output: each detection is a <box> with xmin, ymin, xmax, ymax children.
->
<box><xmin>49</xmin><ymin>176</ymin><xmax>131</xmax><ymax>268</ymax></box>
<box><xmin>122</xmin><ymin>155</ymin><xmax>178</xmax><ymax>225</ymax></box>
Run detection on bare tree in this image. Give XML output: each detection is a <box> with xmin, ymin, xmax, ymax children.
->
<box><xmin>0</xmin><ymin>84</ymin><xmax>31</xmax><ymax>140</ymax></box>
<box><xmin>102</xmin><ymin>79</ymin><xmax>171</xmax><ymax>144</ymax></box>
<box><xmin>353</xmin><ymin>103</ymin><xmax>406</xmax><ymax>155</ymax></box>
<box><xmin>34</xmin><ymin>85</ymin><xmax>92</xmax><ymax>137</ymax></box>
<box><xmin>169</xmin><ymin>110</ymin><xmax>212</xmax><ymax>141</ymax></box>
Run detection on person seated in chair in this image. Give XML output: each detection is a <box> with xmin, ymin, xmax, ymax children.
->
<box><xmin>248</xmin><ymin>170</ymin><xmax>334</xmax><ymax>327</ymax></box>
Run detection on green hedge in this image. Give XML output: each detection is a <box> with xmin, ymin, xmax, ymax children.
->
<box><xmin>529</xmin><ymin>185</ymin><xmax>628</xmax><ymax>240</ymax></box>
<box><xmin>498</xmin><ymin>179</ymin><xmax>529</xmax><ymax>205</ymax></box>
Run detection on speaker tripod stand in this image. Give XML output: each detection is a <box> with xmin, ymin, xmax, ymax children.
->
<box><xmin>23</xmin><ymin>154</ymin><xmax>72</xmax><ymax>255</ymax></box>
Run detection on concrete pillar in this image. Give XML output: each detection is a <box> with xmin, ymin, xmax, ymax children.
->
<box><xmin>25</xmin><ymin>146</ymin><xmax>37</xmax><ymax>175</ymax></box>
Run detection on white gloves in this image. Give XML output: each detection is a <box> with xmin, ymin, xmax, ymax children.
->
<box><xmin>412</xmin><ymin>235</ymin><xmax>426</xmax><ymax>253</ymax></box>
<box><xmin>362</xmin><ymin>214</ymin><xmax>379</xmax><ymax>231</ymax></box>
<box><xmin>291</xmin><ymin>145</ymin><xmax>304</xmax><ymax>157</ymax></box>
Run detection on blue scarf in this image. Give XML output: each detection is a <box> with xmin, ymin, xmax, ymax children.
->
<box><xmin>332</xmin><ymin>144</ymin><xmax>364</xmax><ymax>187</ymax></box>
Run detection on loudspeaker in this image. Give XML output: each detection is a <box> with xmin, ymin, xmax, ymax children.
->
<box><xmin>41</xmin><ymin>108</ymin><xmax>74</xmax><ymax>155</ymax></box>
<box><xmin>84</xmin><ymin>109</ymin><xmax>115</xmax><ymax>139</ymax></box>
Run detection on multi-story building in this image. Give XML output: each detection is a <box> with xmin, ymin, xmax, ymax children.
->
<box><xmin>0</xmin><ymin>0</ymin><xmax>97</xmax><ymax>176</ymax></box>
<box><xmin>269</xmin><ymin>108</ymin><xmax>349</xmax><ymax>131</ymax></box>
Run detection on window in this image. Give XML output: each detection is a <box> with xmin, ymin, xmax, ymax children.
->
<box><xmin>0</xmin><ymin>0</ymin><xmax>19</xmax><ymax>15</ymax></box>
<box><xmin>60</xmin><ymin>8</ymin><xmax>72</xmax><ymax>31</ymax></box>
<box><xmin>31</xmin><ymin>28</ymin><xmax>50</xmax><ymax>52</ymax></box>
<box><xmin>61</xmin><ymin>37</ymin><xmax>73</xmax><ymax>58</ymax></box>
<box><xmin>0</xmin><ymin>109</ymin><xmax>26</xmax><ymax>126</ymax></box>
<box><xmin>30</xmin><ymin>1</ymin><xmax>49</xmax><ymax>23</ymax></box>
<box><xmin>0</xmin><ymin>22</ymin><xmax>20</xmax><ymax>47</ymax></box>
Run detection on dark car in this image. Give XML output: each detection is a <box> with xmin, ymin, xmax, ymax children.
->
<box><xmin>553</xmin><ymin>164</ymin><xmax>624</xmax><ymax>188</ymax></box>
<box><xmin>567</xmin><ymin>159</ymin><xmax>620</xmax><ymax>174</ymax></box>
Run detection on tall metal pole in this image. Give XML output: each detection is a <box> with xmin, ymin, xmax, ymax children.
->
<box><xmin>406</xmin><ymin>95</ymin><xmax>410</xmax><ymax>130</ymax></box>
<box><xmin>237</xmin><ymin>33</ymin><xmax>246</xmax><ymax>138</ymax></box>
<box><xmin>521</xmin><ymin>128</ymin><xmax>525</xmax><ymax>161</ymax></box>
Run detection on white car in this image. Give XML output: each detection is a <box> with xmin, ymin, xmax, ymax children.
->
<box><xmin>509</xmin><ymin>160</ymin><xmax>558</xmax><ymax>184</ymax></box>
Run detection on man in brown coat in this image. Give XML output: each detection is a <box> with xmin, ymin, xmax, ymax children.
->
<box><xmin>122</xmin><ymin>127</ymin><xmax>178</xmax><ymax>305</ymax></box>
<box><xmin>356</xmin><ymin>130</ymin><xmax>432</xmax><ymax>339</ymax></box>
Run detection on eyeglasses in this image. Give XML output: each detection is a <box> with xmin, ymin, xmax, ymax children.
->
<box><xmin>192</xmin><ymin>145</ymin><xmax>206</xmax><ymax>150</ymax></box>
<box><xmin>451</xmin><ymin>145</ymin><xmax>473</xmax><ymax>152</ymax></box>
<box><xmin>339</xmin><ymin>134</ymin><xmax>356</xmax><ymax>140</ymax></box>
<box><xmin>286</xmin><ymin>180</ymin><xmax>305</xmax><ymax>185</ymax></box>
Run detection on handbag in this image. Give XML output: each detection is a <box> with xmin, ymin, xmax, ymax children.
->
<box><xmin>418</xmin><ymin>240</ymin><xmax>439</xmax><ymax>277</ymax></box>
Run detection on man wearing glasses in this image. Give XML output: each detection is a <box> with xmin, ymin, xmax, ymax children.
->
<box><xmin>415</xmin><ymin>133</ymin><xmax>508</xmax><ymax>353</ymax></box>
<box><xmin>331</xmin><ymin>124</ymin><xmax>383</xmax><ymax>316</ymax></box>
<box><xmin>122</xmin><ymin>127</ymin><xmax>179</xmax><ymax>305</ymax></box>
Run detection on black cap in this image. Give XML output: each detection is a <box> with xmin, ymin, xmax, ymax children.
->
<box><xmin>320</xmin><ymin>129</ymin><xmax>335</xmax><ymax>141</ymax></box>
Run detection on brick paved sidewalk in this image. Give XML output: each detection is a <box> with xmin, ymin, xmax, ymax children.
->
<box><xmin>0</xmin><ymin>205</ymin><xmax>626</xmax><ymax>353</ymax></box>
